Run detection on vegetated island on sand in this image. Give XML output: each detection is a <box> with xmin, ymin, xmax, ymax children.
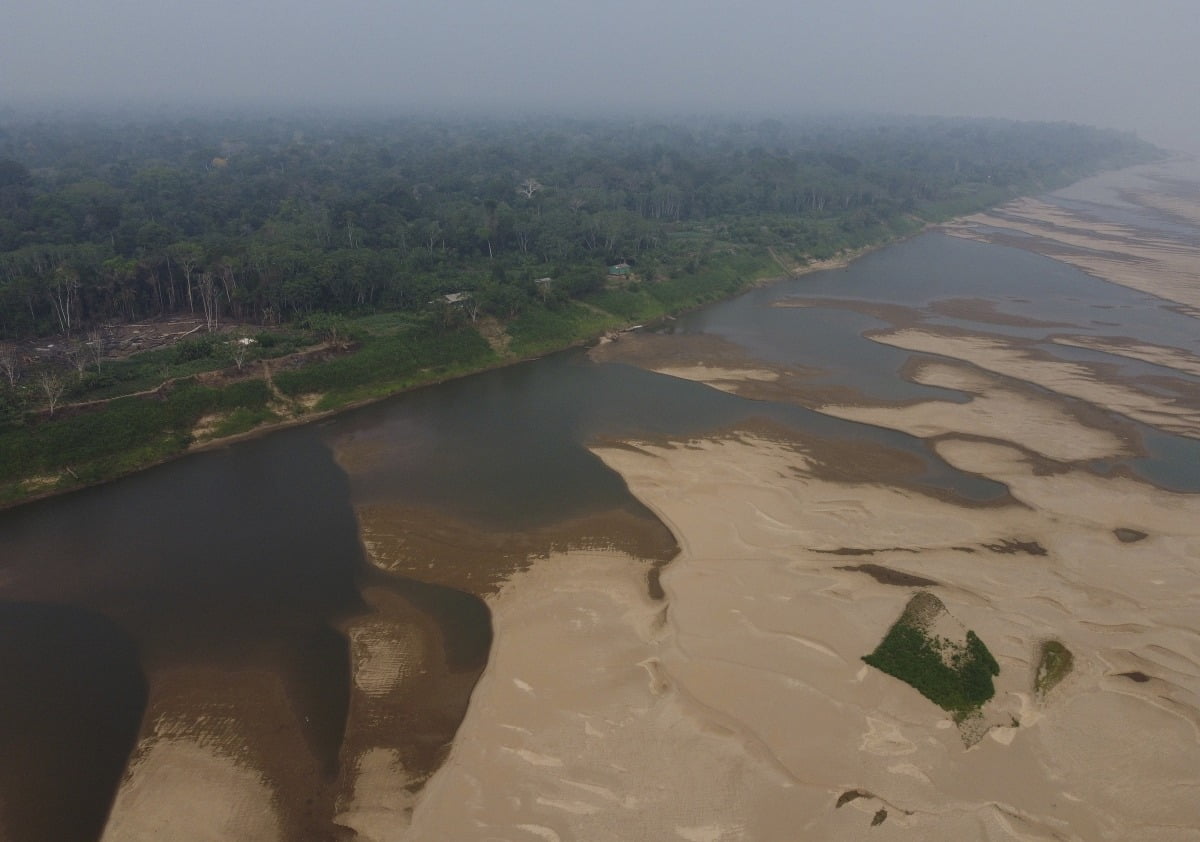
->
<box><xmin>0</xmin><ymin>113</ymin><xmax>1160</xmax><ymax>506</ymax></box>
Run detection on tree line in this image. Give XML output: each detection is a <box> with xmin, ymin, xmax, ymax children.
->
<box><xmin>0</xmin><ymin>111</ymin><xmax>1159</xmax><ymax>339</ymax></box>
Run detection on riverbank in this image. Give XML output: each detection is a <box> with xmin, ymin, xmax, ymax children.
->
<box><xmin>4</xmin><ymin>149</ymin><xmax>1168</xmax><ymax>514</ymax></box>
<box><xmin>0</xmin><ymin>239</ymin><xmax>900</xmax><ymax>511</ymax></box>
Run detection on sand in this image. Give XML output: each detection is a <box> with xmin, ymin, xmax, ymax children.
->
<box><xmin>397</xmin><ymin>429</ymin><xmax>1200</xmax><ymax>840</ymax></box>
<box><xmin>1050</xmin><ymin>336</ymin><xmax>1200</xmax><ymax>379</ymax></box>
<box><xmin>1127</xmin><ymin>190</ymin><xmax>1200</xmax><ymax>227</ymax></box>
<box><xmin>101</xmin><ymin>714</ymin><xmax>282</xmax><ymax>842</ymax></box>
<box><xmin>336</xmin><ymin>748</ymin><xmax>418</xmax><ymax>842</ymax></box>
<box><xmin>817</xmin><ymin>359</ymin><xmax>1131</xmax><ymax>462</ymax></box>
<box><xmin>869</xmin><ymin>327</ymin><xmax>1200</xmax><ymax>440</ymax></box>
<box><xmin>941</xmin><ymin>192</ymin><xmax>1200</xmax><ymax>317</ymax></box>
<box><xmin>402</xmin><ymin>551</ymin><xmax>789</xmax><ymax>842</ymax></box>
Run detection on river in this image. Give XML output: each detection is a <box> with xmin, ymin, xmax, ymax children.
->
<box><xmin>1</xmin><ymin>161</ymin><xmax>1198</xmax><ymax>840</ymax></box>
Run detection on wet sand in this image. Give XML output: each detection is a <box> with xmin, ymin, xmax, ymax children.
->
<box><xmin>1049</xmin><ymin>335</ymin><xmax>1200</xmax><ymax>378</ymax></box>
<box><xmin>329</xmin><ymin>494</ymin><xmax>681</xmax><ymax>840</ymax></box>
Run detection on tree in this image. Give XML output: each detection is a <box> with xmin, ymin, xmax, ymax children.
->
<box><xmin>0</xmin><ymin>351</ymin><xmax>20</xmax><ymax>389</ymax></box>
<box><xmin>87</xmin><ymin>329</ymin><xmax>105</xmax><ymax>373</ymax></box>
<box><xmin>49</xmin><ymin>262</ymin><xmax>80</xmax><ymax>337</ymax></box>
<box><xmin>197</xmin><ymin>272</ymin><xmax>220</xmax><ymax>333</ymax></box>
<box><xmin>101</xmin><ymin>257</ymin><xmax>139</xmax><ymax>319</ymax></box>
<box><xmin>0</xmin><ymin>112</ymin><xmax>1159</xmax><ymax>347</ymax></box>
<box><xmin>518</xmin><ymin>178</ymin><xmax>543</xmax><ymax>200</ymax></box>
<box><xmin>38</xmin><ymin>371</ymin><xmax>65</xmax><ymax>416</ymax></box>
<box><xmin>465</xmin><ymin>296</ymin><xmax>482</xmax><ymax>323</ymax></box>
<box><xmin>65</xmin><ymin>340</ymin><xmax>90</xmax><ymax>380</ymax></box>
<box><xmin>168</xmin><ymin>242</ymin><xmax>204</xmax><ymax>314</ymax></box>
<box><xmin>478</xmin><ymin>198</ymin><xmax>504</xmax><ymax>258</ymax></box>
<box><xmin>228</xmin><ymin>335</ymin><xmax>254</xmax><ymax>372</ymax></box>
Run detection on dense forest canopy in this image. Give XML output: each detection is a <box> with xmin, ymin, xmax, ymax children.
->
<box><xmin>0</xmin><ymin>111</ymin><xmax>1160</xmax><ymax>339</ymax></box>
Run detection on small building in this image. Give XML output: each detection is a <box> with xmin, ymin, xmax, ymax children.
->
<box><xmin>441</xmin><ymin>292</ymin><xmax>471</xmax><ymax>305</ymax></box>
<box><xmin>534</xmin><ymin>277</ymin><xmax>553</xmax><ymax>288</ymax></box>
<box><xmin>607</xmin><ymin>263</ymin><xmax>631</xmax><ymax>277</ymax></box>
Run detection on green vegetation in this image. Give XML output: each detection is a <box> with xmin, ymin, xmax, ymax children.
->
<box><xmin>0</xmin><ymin>378</ymin><xmax>274</xmax><ymax>502</ymax></box>
<box><xmin>506</xmin><ymin>303</ymin><xmax>621</xmax><ymax>358</ymax></box>
<box><xmin>0</xmin><ymin>112</ymin><xmax>1162</xmax><ymax>505</ymax></box>
<box><xmin>273</xmin><ymin>322</ymin><xmax>496</xmax><ymax>409</ymax></box>
<box><xmin>1034</xmin><ymin>640</ymin><xmax>1074</xmax><ymax>696</ymax></box>
<box><xmin>0</xmin><ymin>113</ymin><xmax>1159</xmax><ymax>340</ymax></box>
<box><xmin>863</xmin><ymin>593</ymin><xmax>1000</xmax><ymax>717</ymax></box>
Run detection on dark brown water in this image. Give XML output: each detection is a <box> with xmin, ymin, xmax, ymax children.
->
<box><xmin>0</xmin><ymin>605</ymin><xmax>145</xmax><ymax>842</ymax></box>
<box><xmin>0</xmin><ymin>428</ymin><xmax>367</xmax><ymax>838</ymax></box>
<box><xmin>1</xmin><ymin>224</ymin><xmax>1198</xmax><ymax>839</ymax></box>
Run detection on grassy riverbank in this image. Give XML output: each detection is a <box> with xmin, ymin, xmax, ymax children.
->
<box><xmin>0</xmin><ymin>245</ymin><xmax>793</xmax><ymax>507</ymax></box>
<box><xmin>0</xmin><ymin>155</ymin><xmax>1160</xmax><ymax>509</ymax></box>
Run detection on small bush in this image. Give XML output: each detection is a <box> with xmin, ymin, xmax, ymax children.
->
<box><xmin>506</xmin><ymin>303</ymin><xmax>621</xmax><ymax>357</ymax></box>
<box><xmin>210</xmin><ymin>406</ymin><xmax>277</xmax><ymax>438</ymax></box>
<box><xmin>171</xmin><ymin>337</ymin><xmax>217</xmax><ymax>364</ymax></box>
<box><xmin>863</xmin><ymin>618</ymin><xmax>1000</xmax><ymax>715</ymax></box>
<box><xmin>1034</xmin><ymin>640</ymin><xmax>1073</xmax><ymax>696</ymax></box>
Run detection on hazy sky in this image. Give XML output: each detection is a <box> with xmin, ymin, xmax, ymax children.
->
<box><xmin>3</xmin><ymin>0</ymin><xmax>1196</xmax><ymax>149</ymax></box>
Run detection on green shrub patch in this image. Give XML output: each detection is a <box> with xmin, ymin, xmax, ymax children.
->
<box><xmin>863</xmin><ymin>592</ymin><xmax>1000</xmax><ymax>717</ymax></box>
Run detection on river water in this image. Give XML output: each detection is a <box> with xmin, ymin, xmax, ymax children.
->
<box><xmin>1</xmin><ymin>174</ymin><xmax>1198</xmax><ymax>840</ymax></box>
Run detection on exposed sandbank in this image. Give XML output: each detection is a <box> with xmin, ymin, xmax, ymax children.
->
<box><xmin>819</xmin><ymin>359</ymin><xmax>1131</xmax><ymax>462</ymax></box>
<box><xmin>941</xmin><ymin>190</ymin><xmax>1200</xmax><ymax>316</ymax></box>
<box><xmin>1050</xmin><ymin>335</ymin><xmax>1200</xmax><ymax>378</ymax></box>
<box><xmin>869</xmin><ymin>327</ymin><xmax>1200</xmax><ymax>440</ymax></box>
<box><xmin>101</xmin><ymin>670</ymin><xmax>299</xmax><ymax>842</ymax></box>
<box><xmin>396</xmin><ymin>428</ymin><xmax>1200</xmax><ymax>840</ymax></box>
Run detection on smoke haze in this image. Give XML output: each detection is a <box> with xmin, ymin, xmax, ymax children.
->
<box><xmin>2</xmin><ymin>0</ymin><xmax>1196</xmax><ymax>149</ymax></box>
